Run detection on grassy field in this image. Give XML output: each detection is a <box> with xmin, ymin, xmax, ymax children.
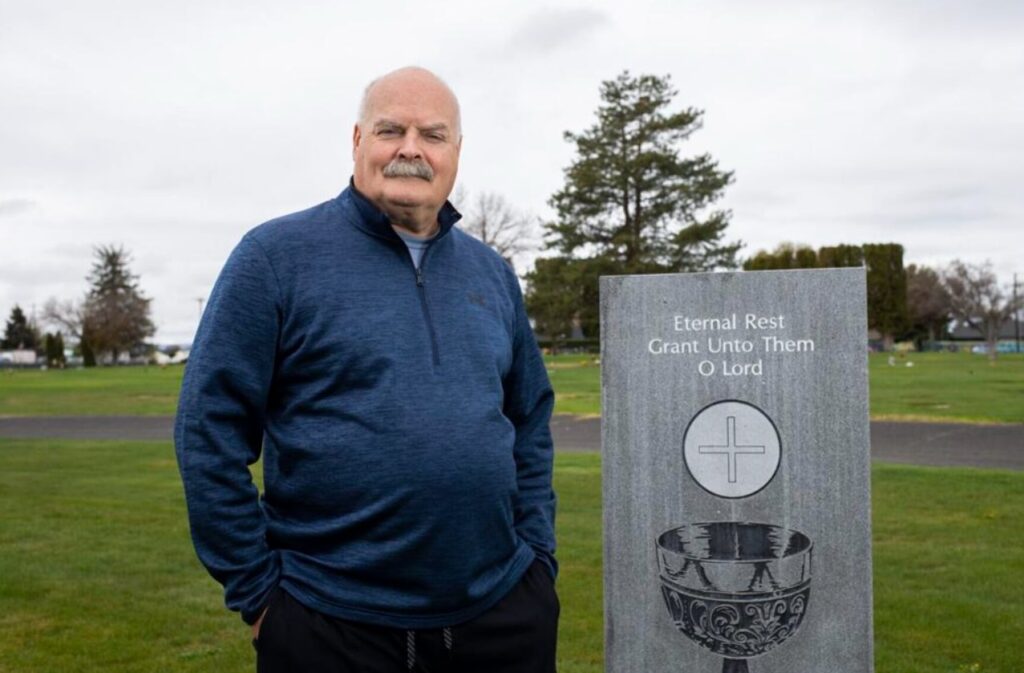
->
<box><xmin>0</xmin><ymin>366</ymin><xmax>181</xmax><ymax>416</ymax></box>
<box><xmin>868</xmin><ymin>351</ymin><xmax>1024</xmax><ymax>423</ymax></box>
<box><xmin>544</xmin><ymin>351</ymin><xmax>1024</xmax><ymax>423</ymax></box>
<box><xmin>1</xmin><ymin>351</ymin><xmax>1022</xmax><ymax>424</ymax></box>
<box><xmin>0</xmin><ymin>441</ymin><xmax>1021</xmax><ymax>672</ymax></box>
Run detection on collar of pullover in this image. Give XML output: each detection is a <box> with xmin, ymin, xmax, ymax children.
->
<box><xmin>344</xmin><ymin>178</ymin><xmax>462</xmax><ymax>243</ymax></box>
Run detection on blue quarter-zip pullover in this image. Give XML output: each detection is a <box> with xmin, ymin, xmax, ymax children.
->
<box><xmin>174</xmin><ymin>184</ymin><xmax>556</xmax><ymax>628</ymax></box>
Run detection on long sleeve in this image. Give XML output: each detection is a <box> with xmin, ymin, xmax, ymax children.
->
<box><xmin>502</xmin><ymin>273</ymin><xmax>558</xmax><ymax>579</ymax></box>
<box><xmin>174</xmin><ymin>233</ymin><xmax>282</xmax><ymax>624</ymax></box>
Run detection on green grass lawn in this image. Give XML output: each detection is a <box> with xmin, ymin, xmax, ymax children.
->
<box><xmin>545</xmin><ymin>354</ymin><xmax>603</xmax><ymax>417</ymax></box>
<box><xmin>1</xmin><ymin>351</ymin><xmax>1022</xmax><ymax>424</ymax></box>
<box><xmin>0</xmin><ymin>366</ymin><xmax>182</xmax><ymax>416</ymax></box>
<box><xmin>868</xmin><ymin>351</ymin><xmax>1024</xmax><ymax>424</ymax></box>
<box><xmin>1</xmin><ymin>441</ymin><xmax>1020</xmax><ymax>672</ymax></box>
<box><xmin>542</xmin><ymin>351</ymin><xmax>1024</xmax><ymax>423</ymax></box>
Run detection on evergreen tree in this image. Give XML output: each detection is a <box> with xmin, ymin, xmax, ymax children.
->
<box><xmin>863</xmin><ymin>243</ymin><xmax>909</xmax><ymax>350</ymax></box>
<box><xmin>80</xmin><ymin>327</ymin><xmax>97</xmax><ymax>367</ymax></box>
<box><xmin>817</xmin><ymin>244</ymin><xmax>864</xmax><ymax>268</ymax></box>
<box><xmin>743</xmin><ymin>243</ymin><xmax>865</xmax><ymax>270</ymax></box>
<box><xmin>529</xmin><ymin>71</ymin><xmax>740</xmax><ymax>337</ymax></box>
<box><xmin>743</xmin><ymin>243</ymin><xmax>817</xmax><ymax>271</ymax></box>
<box><xmin>741</xmin><ymin>242</ymin><xmax>908</xmax><ymax>349</ymax></box>
<box><xmin>2</xmin><ymin>305</ymin><xmax>39</xmax><ymax>350</ymax></box>
<box><xmin>525</xmin><ymin>256</ymin><xmax>618</xmax><ymax>345</ymax></box>
<box><xmin>83</xmin><ymin>245</ymin><xmax>155</xmax><ymax>363</ymax></box>
<box><xmin>546</xmin><ymin>71</ymin><xmax>738</xmax><ymax>269</ymax></box>
<box><xmin>44</xmin><ymin>332</ymin><xmax>67</xmax><ymax>367</ymax></box>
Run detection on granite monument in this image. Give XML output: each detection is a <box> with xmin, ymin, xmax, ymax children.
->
<box><xmin>601</xmin><ymin>268</ymin><xmax>873</xmax><ymax>673</ymax></box>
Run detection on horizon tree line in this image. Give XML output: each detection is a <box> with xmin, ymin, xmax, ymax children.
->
<box><xmin>742</xmin><ymin>242</ymin><xmax>1021</xmax><ymax>360</ymax></box>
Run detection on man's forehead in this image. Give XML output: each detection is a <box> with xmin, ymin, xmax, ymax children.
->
<box><xmin>364</xmin><ymin>101</ymin><xmax>459</xmax><ymax>133</ymax></box>
<box><xmin>367</xmin><ymin>85</ymin><xmax>456</xmax><ymax>115</ymax></box>
<box><xmin>360</xmin><ymin>67</ymin><xmax>461</xmax><ymax>132</ymax></box>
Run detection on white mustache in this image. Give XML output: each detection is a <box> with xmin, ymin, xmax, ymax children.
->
<box><xmin>383</xmin><ymin>159</ymin><xmax>433</xmax><ymax>181</ymax></box>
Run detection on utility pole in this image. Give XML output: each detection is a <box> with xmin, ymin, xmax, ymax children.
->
<box><xmin>1015</xmin><ymin>273</ymin><xmax>1020</xmax><ymax>354</ymax></box>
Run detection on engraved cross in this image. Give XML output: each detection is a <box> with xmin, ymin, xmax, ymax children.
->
<box><xmin>698</xmin><ymin>416</ymin><xmax>766</xmax><ymax>483</ymax></box>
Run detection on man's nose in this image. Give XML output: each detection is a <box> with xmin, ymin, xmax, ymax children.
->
<box><xmin>397</xmin><ymin>132</ymin><xmax>423</xmax><ymax>159</ymax></box>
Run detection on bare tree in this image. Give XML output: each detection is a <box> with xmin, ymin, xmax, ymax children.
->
<box><xmin>42</xmin><ymin>297</ymin><xmax>96</xmax><ymax>366</ymax></box>
<box><xmin>456</xmin><ymin>189</ymin><xmax>535</xmax><ymax>271</ymax></box>
<box><xmin>906</xmin><ymin>264</ymin><xmax>951</xmax><ymax>347</ymax></box>
<box><xmin>42</xmin><ymin>297</ymin><xmax>85</xmax><ymax>341</ymax></box>
<box><xmin>943</xmin><ymin>260</ymin><xmax>1022</xmax><ymax>362</ymax></box>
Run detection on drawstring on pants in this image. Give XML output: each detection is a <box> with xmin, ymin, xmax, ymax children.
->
<box><xmin>442</xmin><ymin>627</ymin><xmax>453</xmax><ymax>652</ymax></box>
<box><xmin>405</xmin><ymin>627</ymin><xmax>454</xmax><ymax>670</ymax></box>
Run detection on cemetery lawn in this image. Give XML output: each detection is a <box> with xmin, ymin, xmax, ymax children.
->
<box><xmin>1</xmin><ymin>442</ymin><xmax>1021</xmax><ymax>673</ymax></box>
<box><xmin>542</xmin><ymin>351</ymin><xmax>1024</xmax><ymax>423</ymax></box>
<box><xmin>0</xmin><ymin>351</ymin><xmax>1021</xmax><ymax>423</ymax></box>
<box><xmin>0</xmin><ymin>365</ymin><xmax>181</xmax><ymax>416</ymax></box>
<box><xmin>867</xmin><ymin>351</ymin><xmax>1024</xmax><ymax>424</ymax></box>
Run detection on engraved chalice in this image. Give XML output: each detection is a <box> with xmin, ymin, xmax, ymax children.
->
<box><xmin>656</xmin><ymin>522</ymin><xmax>813</xmax><ymax>673</ymax></box>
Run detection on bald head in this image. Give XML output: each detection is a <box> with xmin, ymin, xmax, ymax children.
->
<box><xmin>351</xmin><ymin>66</ymin><xmax>463</xmax><ymax>236</ymax></box>
<box><xmin>358</xmin><ymin>66</ymin><xmax>462</xmax><ymax>137</ymax></box>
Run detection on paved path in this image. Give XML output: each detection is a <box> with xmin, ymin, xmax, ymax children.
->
<box><xmin>1</xmin><ymin>415</ymin><xmax>1021</xmax><ymax>471</ymax></box>
<box><xmin>0</xmin><ymin>416</ymin><xmax>176</xmax><ymax>442</ymax></box>
<box><xmin>551</xmin><ymin>416</ymin><xmax>1024</xmax><ymax>471</ymax></box>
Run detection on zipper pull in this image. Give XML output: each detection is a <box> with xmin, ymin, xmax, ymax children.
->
<box><xmin>416</xmin><ymin>267</ymin><xmax>424</xmax><ymax>286</ymax></box>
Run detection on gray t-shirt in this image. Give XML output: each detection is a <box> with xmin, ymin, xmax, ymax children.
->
<box><xmin>394</xmin><ymin>228</ymin><xmax>436</xmax><ymax>269</ymax></box>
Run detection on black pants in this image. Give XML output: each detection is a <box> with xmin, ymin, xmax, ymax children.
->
<box><xmin>254</xmin><ymin>560</ymin><xmax>559</xmax><ymax>673</ymax></box>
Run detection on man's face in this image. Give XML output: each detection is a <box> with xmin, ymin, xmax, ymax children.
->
<box><xmin>352</xmin><ymin>72</ymin><xmax>461</xmax><ymax>222</ymax></box>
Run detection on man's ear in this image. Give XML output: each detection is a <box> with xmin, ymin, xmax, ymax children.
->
<box><xmin>352</xmin><ymin>123</ymin><xmax>362</xmax><ymax>161</ymax></box>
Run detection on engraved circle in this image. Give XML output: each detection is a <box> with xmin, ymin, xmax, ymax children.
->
<box><xmin>683</xmin><ymin>400</ymin><xmax>781</xmax><ymax>498</ymax></box>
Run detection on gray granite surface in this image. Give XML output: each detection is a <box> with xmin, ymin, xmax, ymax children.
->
<box><xmin>601</xmin><ymin>269</ymin><xmax>874</xmax><ymax>673</ymax></box>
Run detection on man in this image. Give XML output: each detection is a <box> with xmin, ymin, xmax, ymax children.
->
<box><xmin>174</xmin><ymin>66</ymin><xmax>558</xmax><ymax>672</ymax></box>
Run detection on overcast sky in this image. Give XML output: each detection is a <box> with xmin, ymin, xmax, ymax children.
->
<box><xmin>2</xmin><ymin>0</ymin><xmax>1022</xmax><ymax>344</ymax></box>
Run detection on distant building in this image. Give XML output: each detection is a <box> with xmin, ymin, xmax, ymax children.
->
<box><xmin>948</xmin><ymin>318</ymin><xmax>1020</xmax><ymax>341</ymax></box>
<box><xmin>0</xmin><ymin>349</ymin><xmax>38</xmax><ymax>365</ymax></box>
<box><xmin>152</xmin><ymin>348</ymin><xmax>190</xmax><ymax>365</ymax></box>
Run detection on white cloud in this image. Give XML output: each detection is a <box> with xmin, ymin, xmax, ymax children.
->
<box><xmin>0</xmin><ymin>199</ymin><xmax>37</xmax><ymax>217</ymax></box>
<box><xmin>503</xmin><ymin>7</ymin><xmax>610</xmax><ymax>54</ymax></box>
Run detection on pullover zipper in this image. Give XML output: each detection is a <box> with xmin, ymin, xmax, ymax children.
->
<box><xmin>414</xmin><ymin>246</ymin><xmax>441</xmax><ymax>368</ymax></box>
